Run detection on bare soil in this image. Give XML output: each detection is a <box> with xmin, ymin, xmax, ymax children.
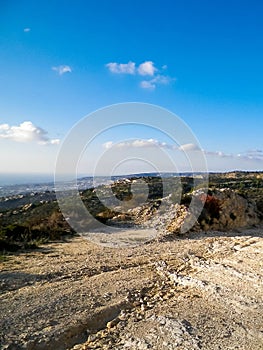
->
<box><xmin>0</xmin><ymin>227</ymin><xmax>262</xmax><ymax>350</ymax></box>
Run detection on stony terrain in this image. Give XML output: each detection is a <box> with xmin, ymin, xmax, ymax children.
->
<box><xmin>0</xmin><ymin>227</ymin><xmax>262</xmax><ymax>350</ymax></box>
<box><xmin>1</xmin><ymin>172</ymin><xmax>263</xmax><ymax>349</ymax></box>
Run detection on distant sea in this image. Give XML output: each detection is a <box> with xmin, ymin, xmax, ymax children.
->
<box><xmin>0</xmin><ymin>174</ymin><xmax>55</xmax><ymax>197</ymax></box>
<box><xmin>0</xmin><ymin>173</ymin><xmax>56</xmax><ymax>186</ymax></box>
<box><xmin>0</xmin><ymin>173</ymin><xmax>107</xmax><ymax>197</ymax></box>
<box><xmin>0</xmin><ymin>171</ymin><xmax>188</xmax><ymax>198</ymax></box>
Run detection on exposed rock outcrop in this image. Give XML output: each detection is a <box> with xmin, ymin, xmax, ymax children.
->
<box><xmin>123</xmin><ymin>188</ymin><xmax>261</xmax><ymax>241</ymax></box>
<box><xmin>196</xmin><ymin>188</ymin><xmax>260</xmax><ymax>231</ymax></box>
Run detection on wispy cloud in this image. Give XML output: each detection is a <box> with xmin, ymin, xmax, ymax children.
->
<box><xmin>203</xmin><ymin>149</ymin><xmax>263</xmax><ymax>162</ymax></box>
<box><xmin>106</xmin><ymin>60</ymin><xmax>174</xmax><ymax>89</ymax></box>
<box><xmin>106</xmin><ymin>61</ymin><xmax>136</xmax><ymax>74</ymax></box>
<box><xmin>103</xmin><ymin>139</ymin><xmax>195</xmax><ymax>151</ymax></box>
<box><xmin>140</xmin><ymin>80</ymin><xmax>156</xmax><ymax>90</ymax></box>
<box><xmin>237</xmin><ymin>149</ymin><xmax>263</xmax><ymax>161</ymax></box>
<box><xmin>140</xmin><ymin>74</ymin><xmax>174</xmax><ymax>90</ymax></box>
<box><xmin>102</xmin><ymin>139</ymin><xmax>263</xmax><ymax>163</ymax></box>
<box><xmin>23</xmin><ymin>28</ymin><xmax>31</xmax><ymax>32</ymax></box>
<box><xmin>0</xmin><ymin>121</ymin><xmax>60</xmax><ymax>145</ymax></box>
<box><xmin>52</xmin><ymin>65</ymin><xmax>72</xmax><ymax>75</ymax></box>
<box><xmin>179</xmin><ymin>143</ymin><xmax>200</xmax><ymax>151</ymax></box>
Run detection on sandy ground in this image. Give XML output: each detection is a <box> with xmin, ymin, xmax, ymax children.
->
<box><xmin>0</xmin><ymin>227</ymin><xmax>263</xmax><ymax>350</ymax></box>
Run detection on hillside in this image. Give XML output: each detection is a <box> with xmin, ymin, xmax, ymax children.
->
<box><xmin>1</xmin><ymin>171</ymin><xmax>262</xmax><ymax>251</ymax></box>
<box><xmin>0</xmin><ymin>171</ymin><xmax>262</xmax><ymax>349</ymax></box>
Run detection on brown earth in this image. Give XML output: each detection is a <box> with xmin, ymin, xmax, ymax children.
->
<box><xmin>0</xmin><ymin>227</ymin><xmax>263</xmax><ymax>350</ymax></box>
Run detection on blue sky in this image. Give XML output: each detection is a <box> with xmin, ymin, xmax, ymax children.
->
<box><xmin>0</xmin><ymin>0</ymin><xmax>262</xmax><ymax>176</ymax></box>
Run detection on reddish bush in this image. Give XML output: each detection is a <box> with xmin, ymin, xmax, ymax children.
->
<box><xmin>199</xmin><ymin>194</ymin><xmax>221</xmax><ymax>219</ymax></box>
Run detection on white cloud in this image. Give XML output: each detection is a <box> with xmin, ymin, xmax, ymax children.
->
<box><xmin>0</xmin><ymin>121</ymin><xmax>60</xmax><ymax>145</ymax></box>
<box><xmin>236</xmin><ymin>150</ymin><xmax>263</xmax><ymax>161</ymax></box>
<box><xmin>106</xmin><ymin>61</ymin><xmax>135</xmax><ymax>74</ymax></box>
<box><xmin>106</xmin><ymin>60</ymin><xmax>174</xmax><ymax>89</ymax></box>
<box><xmin>103</xmin><ymin>141</ymin><xmax>114</xmax><ymax>149</ymax></box>
<box><xmin>154</xmin><ymin>74</ymin><xmax>172</xmax><ymax>85</ymax></box>
<box><xmin>140</xmin><ymin>80</ymin><xmax>156</xmax><ymax>90</ymax></box>
<box><xmin>45</xmin><ymin>138</ymin><xmax>60</xmax><ymax>145</ymax></box>
<box><xmin>126</xmin><ymin>139</ymin><xmax>171</xmax><ymax>149</ymax></box>
<box><xmin>243</xmin><ymin>149</ymin><xmax>263</xmax><ymax>159</ymax></box>
<box><xmin>140</xmin><ymin>74</ymin><xmax>173</xmax><ymax>90</ymax></box>
<box><xmin>24</xmin><ymin>28</ymin><xmax>31</xmax><ymax>32</ymax></box>
<box><xmin>204</xmin><ymin>149</ymin><xmax>263</xmax><ymax>162</ymax></box>
<box><xmin>103</xmin><ymin>139</ymin><xmax>195</xmax><ymax>151</ymax></box>
<box><xmin>138</xmin><ymin>61</ymin><xmax>157</xmax><ymax>76</ymax></box>
<box><xmin>52</xmin><ymin>65</ymin><xmax>72</xmax><ymax>75</ymax></box>
<box><xmin>0</xmin><ymin>124</ymin><xmax>9</xmax><ymax>131</ymax></box>
<box><xmin>179</xmin><ymin>143</ymin><xmax>201</xmax><ymax>151</ymax></box>
<box><xmin>102</xmin><ymin>140</ymin><xmax>263</xmax><ymax>164</ymax></box>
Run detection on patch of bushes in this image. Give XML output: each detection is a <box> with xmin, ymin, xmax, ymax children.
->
<box><xmin>0</xmin><ymin>203</ymin><xmax>74</xmax><ymax>253</ymax></box>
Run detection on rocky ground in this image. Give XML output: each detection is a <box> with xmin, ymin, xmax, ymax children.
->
<box><xmin>1</xmin><ymin>227</ymin><xmax>262</xmax><ymax>350</ymax></box>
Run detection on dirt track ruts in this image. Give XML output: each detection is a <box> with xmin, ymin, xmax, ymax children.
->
<box><xmin>0</xmin><ymin>227</ymin><xmax>262</xmax><ymax>350</ymax></box>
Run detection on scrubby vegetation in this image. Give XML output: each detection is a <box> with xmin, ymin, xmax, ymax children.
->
<box><xmin>0</xmin><ymin>201</ymin><xmax>73</xmax><ymax>252</ymax></box>
<box><xmin>0</xmin><ymin>172</ymin><xmax>262</xmax><ymax>253</ymax></box>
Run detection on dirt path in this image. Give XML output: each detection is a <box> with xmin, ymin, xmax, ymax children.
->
<box><xmin>1</xmin><ymin>228</ymin><xmax>262</xmax><ymax>350</ymax></box>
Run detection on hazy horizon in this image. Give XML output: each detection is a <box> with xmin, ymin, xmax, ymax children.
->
<box><xmin>1</xmin><ymin>169</ymin><xmax>262</xmax><ymax>187</ymax></box>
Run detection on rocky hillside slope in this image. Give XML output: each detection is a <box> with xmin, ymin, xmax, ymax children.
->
<box><xmin>0</xmin><ymin>172</ymin><xmax>262</xmax><ymax>349</ymax></box>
